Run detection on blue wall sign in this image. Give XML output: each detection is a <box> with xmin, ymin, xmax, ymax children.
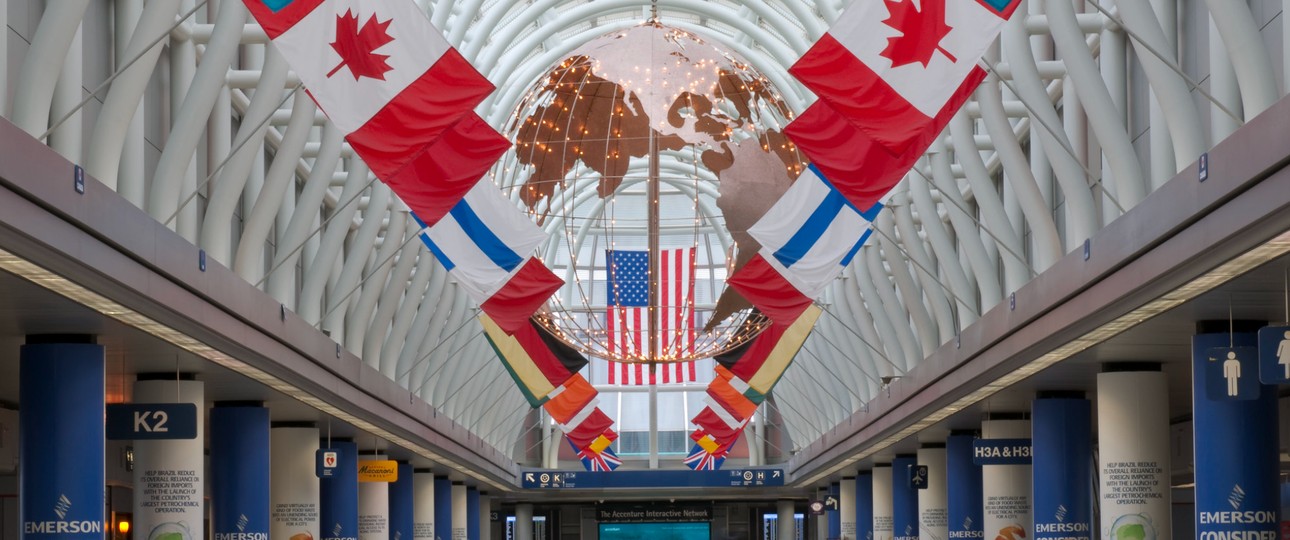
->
<box><xmin>1257</xmin><ymin>325</ymin><xmax>1290</xmax><ymax>384</ymax></box>
<box><xmin>1204</xmin><ymin>346</ymin><xmax>1260</xmax><ymax>400</ymax></box>
<box><xmin>521</xmin><ymin>468</ymin><xmax>784</xmax><ymax>489</ymax></box>
<box><xmin>911</xmin><ymin>465</ymin><xmax>929</xmax><ymax>489</ymax></box>
<box><xmin>105</xmin><ymin>403</ymin><xmax>198</xmax><ymax>440</ymax></box>
<box><xmin>317</xmin><ymin>448</ymin><xmax>339</xmax><ymax>478</ymax></box>
<box><xmin>971</xmin><ymin>438</ymin><xmax>1032</xmax><ymax>465</ymax></box>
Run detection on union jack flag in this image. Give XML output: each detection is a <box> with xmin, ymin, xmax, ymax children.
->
<box><xmin>682</xmin><ymin>442</ymin><xmax>727</xmax><ymax>471</ymax></box>
<box><xmin>571</xmin><ymin>440</ymin><xmax>622</xmax><ymax>471</ymax></box>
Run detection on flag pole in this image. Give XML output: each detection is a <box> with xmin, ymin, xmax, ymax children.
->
<box><xmin>646</xmin><ymin>123</ymin><xmax>661</xmax><ymax>469</ymax></box>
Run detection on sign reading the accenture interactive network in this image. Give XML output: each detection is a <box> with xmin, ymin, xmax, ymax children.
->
<box><xmin>972</xmin><ymin>439</ymin><xmax>1032</xmax><ymax>465</ymax></box>
<box><xmin>520</xmin><ymin>468</ymin><xmax>784</xmax><ymax>489</ymax></box>
<box><xmin>106</xmin><ymin>403</ymin><xmax>198</xmax><ymax>440</ymax></box>
<box><xmin>596</xmin><ymin>504</ymin><xmax>711</xmax><ymax>522</ymax></box>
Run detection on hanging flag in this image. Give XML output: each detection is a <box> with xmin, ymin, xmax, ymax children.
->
<box><xmin>734</xmin><ymin>165</ymin><xmax>881</xmax><ymax>324</ymax></box>
<box><xmin>479</xmin><ymin>315</ymin><xmax>589</xmax><ymax>407</ymax></box>
<box><xmin>569</xmin><ymin>439</ymin><xmax>622</xmax><ymax>472</ymax></box>
<box><xmin>789</xmin><ymin>0</ymin><xmax>1020</xmax><ymax>158</ymax></box>
<box><xmin>707</xmin><ymin>368</ymin><xmax>759</xmax><ymax>420</ymax></box>
<box><xmin>719</xmin><ymin>306</ymin><xmax>822</xmax><ymax>396</ymax></box>
<box><xmin>691</xmin><ymin>404</ymin><xmax>748</xmax><ymax>444</ymax></box>
<box><xmin>604</xmin><ymin>248</ymin><xmax>697</xmax><ymax>385</ymax></box>
<box><xmin>561</xmin><ymin>404</ymin><xmax>616</xmax><ymax>451</ymax></box>
<box><xmin>417</xmin><ymin>180</ymin><xmax>562</xmax><ymax>333</ymax></box>
<box><xmin>242</xmin><ymin>0</ymin><xmax>495</xmax><ymax>180</ymax></box>
<box><xmin>542</xmin><ymin>373</ymin><xmax>596</xmax><ymax>425</ymax></box>
<box><xmin>384</xmin><ymin>113</ymin><xmax>511</xmax><ymax>227</ymax></box>
<box><xmin>682</xmin><ymin>440</ymin><xmax>729</xmax><ymax>471</ymax></box>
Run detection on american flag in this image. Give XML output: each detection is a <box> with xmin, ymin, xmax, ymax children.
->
<box><xmin>605</xmin><ymin>248</ymin><xmax>697</xmax><ymax>385</ymax></box>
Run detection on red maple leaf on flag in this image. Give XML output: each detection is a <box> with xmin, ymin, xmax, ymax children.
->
<box><xmin>879</xmin><ymin>0</ymin><xmax>957</xmax><ymax>68</ymax></box>
<box><xmin>327</xmin><ymin>10</ymin><xmax>395</xmax><ymax>80</ymax></box>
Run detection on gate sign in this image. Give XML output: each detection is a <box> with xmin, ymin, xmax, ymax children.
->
<box><xmin>105</xmin><ymin>403</ymin><xmax>197</xmax><ymax>440</ymax></box>
<box><xmin>1257</xmin><ymin>326</ymin><xmax>1290</xmax><ymax>384</ymax></box>
<box><xmin>971</xmin><ymin>438</ymin><xmax>1032</xmax><ymax>465</ymax></box>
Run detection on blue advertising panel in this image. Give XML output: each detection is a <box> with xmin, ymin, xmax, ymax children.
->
<box><xmin>1257</xmin><ymin>325</ymin><xmax>1290</xmax><ymax>384</ymax></box>
<box><xmin>1193</xmin><ymin>331</ymin><xmax>1280</xmax><ymax>539</ymax></box>
<box><xmin>211</xmin><ymin>405</ymin><xmax>270</xmax><ymax>540</ymax></box>
<box><xmin>971</xmin><ymin>438</ymin><xmax>1032</xmax><ymax>465</ymax></box>
<box><xmin>947</xmin><ymin>433</ymin><xmax>984</xmax><ymax>539</ymax></box>
<box><xmin>106</xmin><ymin>403</ymin><xmax>198</xmax><ymax>440</ymax></box>
<box><xmin>1204</xmin><ymin>346</ymin><xmax>1261</xmax><ymax>400</ymax></box>
<box><xmin>320</xmin><ymin>440</ymin><xmax>358</xmax><ymax>540</ymax></box>
<box><xmin>433</xmin><ymin>476</ymin><xmax>451</xmax><ymax>540</ymax></box>
<box><xmin>520</xmin><ymin>468</ymin><xmax>785</xmax><ymax>489</ymax></box>
<box><xmin>856</xmin><ymin>472</ymin><xmax>873</xmax><ymax>540</ymax></box>
<box><xmin>892</xmin><ymin>455</ymin><xmax>919</xmax><ymax>540</ymax></box>
<box><xmin>20</xmin><ymin>343</ymin><xmax>105</xmax><ymax>540</ymax></box>
<box><xmin>1031</xmin><ymin>398</ymin><xmax>1091</xmax><ymax>540</ymax></box>
<box><xmin>388</xmin><ymin>463</ymin><xmax>413</xmax><ymax>540</ymax></box>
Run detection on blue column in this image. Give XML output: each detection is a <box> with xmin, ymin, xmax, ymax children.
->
<box><xmin>466</xmin><ymin>488</ymin><xmax>479</xmax><ymax>540</ymax></box>
<box><xmin>433</xmin><ymin>477</ymin><xmax>451</xmax><ymax>540</ymax></box>
<box><xmin>20</xmin><ymin>338</ymin><xmax>104</xmax><ymax>540</ymax></box>
<box><xmin>1193</xmin><ymin>325</ymin><xmax>1280</xmax><ymax>538</ymax></box>
<box><xmin>855</xmin><ymin>472</ymin><xmax>873</xmax><ymax>540</ymax></box>
<box><xmin>828</xmin><ymin>482</ymin><xmax>841</xmax><ymax>539</ymax></box>
<box><xmin>891</xmin><ymin>455</ymin><xmax>918</xmax><ymax>540</ymax></box>
<box><xmin>321</xmin><ymin>440</ymin><xmax>359</xmax><ymax>540</ymax></box>
<box><xmin>211</xmin><ymin>403</ymin><xmax>270</xmax><ymax>540</ymax></box>
<box><xmin>1031</xmin><ymin>393</ymin><xmax>1091</xmax><ymax>540</ymax></box>
<box><xmin>389</xmin><ymin>463</ymin><xmax>413</xmax><ymax>540</ymax></box>
<box><xmin>946</xmin><ymin>431</ymin><xmax>983</xmax><ymax>539</ymax></box>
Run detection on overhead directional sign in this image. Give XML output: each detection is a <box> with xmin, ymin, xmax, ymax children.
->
<box><xmin>910</xmin><ymin>465</ymin><xmax>929</xmax><ymax>489</ymax></box>
<box><xmin>1258</xmin><ymin>325</ymin><xmax>1290</xmax><ymax>384</ymax></box>
<box><xmin>824</xmin><ymin>496</ymin><xmax>839</xmax><ymax>510</ymax></box>
<box><xmin>521</xmin><ymin>468</ymin><xmax>785</xmax><ymax>489</ymax></box>
<box><xmin>106</xmin><ymin>403</ymin><xmax>198</xmax><ymax>440</ymax></box>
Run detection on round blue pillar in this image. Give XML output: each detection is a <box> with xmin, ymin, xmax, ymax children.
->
<box><xmin>946</xmin><ymin>431</ymin><xmax>983</xmax><ymax>539</ymax></box>
<box><xmin>1193</xmin><ymin>324</ymin><xmax>1280</xmax><ymax>538</ymax></box>
<box><xmin>389</xmin><ymin>463</ymin><xmax>413</xmax><ymax>540</ymax></box>
<box><xmin>320</xmin><ymin>440</ymin><xmax>359</xmax><ymax>540</ymax></box>
<box><xmin>855</xmin><ymin>472</ymin><xmax>873</xmax><ymax>540</ymax></box>
<box><xmin>892</xmin><ymin>455</ymin><xmax>918</xmax><ymax>540</ymax></box>
<box><xmin>828</xmin><ymin>482</ymin><xmax>841</xmax><ymax>539</ymax></box>
<box><xmin>1031</xmin><ymin>393</ymin><xmax>1092</xmax><ymax>540</ymax></box>
<box><xmin>211</xmin><ymin>402</ymin><xmax>270</xmax><ymax>540</ymax></box>
<box><xmin>20</xmin><ymin>337</ymin><xmax>104</xmax><ymax>540</ymax></box>
<box><xmin>433</xmin><ymin>476</ymin><xmax>451</xmax><ymax>540</ymax></box>
<box><xmin>466</xmin><ymin>488</ymin><xmax>479</xmax><ymax>540</ymax></box>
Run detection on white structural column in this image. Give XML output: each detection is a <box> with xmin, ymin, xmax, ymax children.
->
<box><xmin>271</xmin><ymin>423</ymin><xmax>321</xmax><ymax>540</ymax></box>
<box><xmin>840</xmin><ymin>477</ymin><xmax>857</xmax><ymax>540</ymax></box>
<box><xmin>777</xmin><ymin>500</ymin><xmax>796</xmax><ymax>540</ymax></box>
<box><xmin>981</xmin><ymin>415</ymin><xmax>1032</xmax><ymax>540</ymax></box>
<box><xmin>451</xmin><ymin>483</ymin><xmax>468</xmax><ymax>540</ymax></box>
<box><xmin>918</xmin><ymin>444</ymin><xmax>948</xmax><ymax>540</ymax></box>
<box><xmin>1097</xmin><ymin>366</ymin><xmax>1171</xmax><ymax>540</ymax></box>
<box><xmin>478</xmin><ymin>493</ymin><xmax>491</xmax><ymax>540</ymax></box>
<box><xmin>513</xmin><ymin>504</ymin><xmax>533</xmax><ymax>540</ymax></box>
<box><xmin>872</xmin><ymin>464</ymin><xmax>893</xmax><ymax>540</ymax></box>
<box><xmin>358</xmin><ymin>454</ymin><xmax>390</xmax><ymax>540</ymax></box>
<box><xmin>413</xmin><ymin>470</ymin><xmax>436</xmax><ymax>540</ymax></box>
<box><xmin>133</xmin><ymin>376</ymin><xmax>205</xmax><ymax>540</ymax></box>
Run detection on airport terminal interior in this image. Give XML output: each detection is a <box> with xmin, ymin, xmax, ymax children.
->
<box><xmin>4</xmin><ymin>0</ymin><xmax>1290</xmax><ymax>539</ymax></box>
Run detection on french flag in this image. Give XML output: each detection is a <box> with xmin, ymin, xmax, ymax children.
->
<box><xmin>415</xmin><ymin>180</ymin><xmax>563</xmax><ymax>334</ymax></box>
<box><xmin>788</xmin><ymin>0</ymin><xmax>1019</xmax><ymax>208</ymax></box>
<box><xmin>243</xmin><ymin>0</ymin><xmax>503</xmax><ymax>223</ymax></box>
<box><xmin>729</xmin><ymin>165</ymin><xmax>880</xmax><ymax>324</ymax></box>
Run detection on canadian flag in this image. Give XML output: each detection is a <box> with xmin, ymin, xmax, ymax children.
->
<box><xmin>242</xmin><ymin>0</ymin><xmax>501</xmax><ymax>224</ymax></box>
<box><xmin>788</xmin><ymin>0</ymin><xmax>1019</xmax><ymax>206</ymax></box>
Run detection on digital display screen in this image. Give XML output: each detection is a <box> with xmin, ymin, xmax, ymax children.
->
<box><xmin>598</xmin><ymin>521</ymin><xmax>710</xmax><ymax>540</ymax></box>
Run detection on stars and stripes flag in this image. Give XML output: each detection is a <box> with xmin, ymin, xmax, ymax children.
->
<box><xmin>604</xmin><ymin>248</ymin><xmax>697</xmax><ymax>385</ymax></box>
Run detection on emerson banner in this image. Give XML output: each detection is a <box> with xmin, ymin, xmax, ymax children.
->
<box><xmin>596</xmin><ymin>504</ymin><xmax>711</xmax><ymax>523</ymax></box>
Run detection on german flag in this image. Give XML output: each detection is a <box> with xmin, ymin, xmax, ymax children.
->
<box><xmin>479</xmin><ymin>314</ymin><xmax>588</xmax><ymax>407</ymax></box>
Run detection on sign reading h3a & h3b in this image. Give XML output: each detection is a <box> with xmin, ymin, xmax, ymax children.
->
<box><xmin>972</xmin><ymin>439</ymin><xmax>1032</xmax><ymax>465</ymax></box>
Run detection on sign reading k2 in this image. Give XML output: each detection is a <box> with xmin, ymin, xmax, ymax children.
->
<box><xmin>105</xmin><ymin>403</ymin><xmax>198</xmax><ymax>440</ymax></box>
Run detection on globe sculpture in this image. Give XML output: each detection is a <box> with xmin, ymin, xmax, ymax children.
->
<box><xmin>493</xmin><ymin>22</ymin><xmax>806</xmax><ymax>365</ymax></box>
